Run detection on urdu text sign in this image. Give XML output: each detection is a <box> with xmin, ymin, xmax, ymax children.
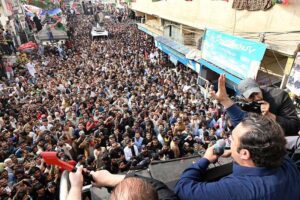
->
<box><xmin>201</xmin><ymin>29</ymin><xmax>267</xmax><ymax>79</ymax></box>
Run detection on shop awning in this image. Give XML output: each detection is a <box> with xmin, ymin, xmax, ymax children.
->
<box><xmin>137</xmin><ymin>23</ymin><xmax>160</xmax><ymax>37</ymax></box>
<box><xmin>154</xmin><ymin>36</ymin><xmax>201</xmax><ymax>73</ymax></box>
<box><xmin>155</xmin><ymin>36</ymin><xmax>190</xmax><ymax>56</ymax></box>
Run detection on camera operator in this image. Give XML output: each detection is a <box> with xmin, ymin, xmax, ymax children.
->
<box><xmin>174</xmin><ymin>75</ymin><xmax>300</xmax><ymax>200</ymax></box>
<box><xmin>235</xmin><ymin>78</ymin><xmax>299</xmax><ymax>136</ymax></box>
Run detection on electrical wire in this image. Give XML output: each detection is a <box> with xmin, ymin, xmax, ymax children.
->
<box><xmin>264</xmin><ymin>39</ymin><xmax>300</xmax><ymax>42</ymax></box>
<box><xmin>269</xmin><ymin>47</ymin><xmax>286</xmax><ymax>73</ymax></box>
<box><xmin>260</xmin><ymin>63</ymin><xmax>274</xmax><ymax>86</ymax></box>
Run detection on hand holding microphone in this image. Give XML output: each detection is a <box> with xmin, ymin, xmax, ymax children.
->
<box><xmin>204</xmin><ymin>139</ymin><xmax>226</xmax><ymax>163</ymax></box>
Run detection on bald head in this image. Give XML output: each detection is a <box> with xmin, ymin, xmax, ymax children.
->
<box><xmin>109</xmin><ymin>177</ymin><xmax>158</xmax><ymax>200</ymax></box>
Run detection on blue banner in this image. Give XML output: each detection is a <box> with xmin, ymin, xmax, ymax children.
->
<box><xmin>201</xmin><ymin>29</ymin><xmax>267</xmax><ymax>79</ymax></box>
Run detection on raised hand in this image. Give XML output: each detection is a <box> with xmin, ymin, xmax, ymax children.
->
<box><xmin>209</xmin><ymin>74</ymin><xmax>233</xmax><ymax>108</ymax></box>
<box><xmin>209</xmin><ymin>74</ymin><xmax>227</xmax><ymax>101</ymax></box>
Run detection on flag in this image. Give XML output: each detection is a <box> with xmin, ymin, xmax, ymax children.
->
<box><xmin>23</xmin><ymin>4</ymin><xmax>43</xmax><ymax>17</ymax></box>
<box><xmin>287</xmin><ymin>53</ymin><xmax>300</xmax><ymax>96</ymax></box>
<box><xmin>273</xmin><ymin>0</ymin><xmax>288</xmax><ymax>4</ymax></box>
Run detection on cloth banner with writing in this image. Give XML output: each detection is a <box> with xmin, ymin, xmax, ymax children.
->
<box><xmin>232</xmin><ymin>0</ymin><xmax>273</xmax><ymax>11</ymax></box>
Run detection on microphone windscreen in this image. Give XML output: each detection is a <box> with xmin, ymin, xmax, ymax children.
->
<box><xmin>214</xmin><ymin>139</ymin><xmax>226</xmax><ymax>156</ymax></box>
<box><xmin>217</xmin><ymin>139</ymin><xmax>226</xmax><ymax>148</ymax></box>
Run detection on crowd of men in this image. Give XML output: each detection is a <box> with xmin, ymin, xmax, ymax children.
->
<box><xmin>0</xmin><ymin>10</ymin><xmax>234</xmax><ymax>199</ymax></box>
<box><xmin>0</xmin><ymin>28</ymin><xmax>17</xmax><ymax>56</ymax></box>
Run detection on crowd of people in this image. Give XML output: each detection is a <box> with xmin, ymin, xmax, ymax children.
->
<box><xmin>0</xmin><ymin>10</ymin><xmax>234</xmax><ymax>199</ymax></box>
<box><xmin>0</xmin><ymin>28</ymin><xmax>17</xmax><ymax>56</ymax></box>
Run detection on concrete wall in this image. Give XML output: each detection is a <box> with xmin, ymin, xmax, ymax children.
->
<box><xmin>131</xmin><ymin>0</ymin><xmax>300</xmax><ymax>55</ymax></box>
<box><xmin>132</xmin><ymin>0</ymin><xmax>300</xmax><ymax>32</ymax></box>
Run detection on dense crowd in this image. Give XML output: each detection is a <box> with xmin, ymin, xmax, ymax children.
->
<box><xmin>0</xmin><ymin>11</ymin><xmax>232</xmax><ymax>200</ymax></box>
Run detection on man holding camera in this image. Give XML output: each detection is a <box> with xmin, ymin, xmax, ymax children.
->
<box><xmin>175</xmin><ymin>75</ymin><xmax>300</xmax><ymax>200</ymax></box>
<box><xmin>236</xmin><ymin>78</ymin><xmax>299</xmax><ymax>136</ymax></box>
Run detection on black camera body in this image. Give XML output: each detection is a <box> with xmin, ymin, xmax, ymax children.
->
<box><xmin>235</xmin><ymin>101</ymin><xmax>262</xmax><ymax>113</ymax></box>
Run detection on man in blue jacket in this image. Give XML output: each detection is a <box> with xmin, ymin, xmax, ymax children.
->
<box><xmin>175</xmin><ymin>75</ymin><xmax>300</xmax><ymax>200</ymax></box>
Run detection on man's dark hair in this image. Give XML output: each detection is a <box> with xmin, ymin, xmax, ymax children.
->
<box><xmin>238</xmin><ymin>113</ymin><xmax>286</xmax><ymax>168</ymax></box>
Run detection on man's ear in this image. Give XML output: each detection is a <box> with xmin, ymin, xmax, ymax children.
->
<box><xmin>239</xmin><ymin>149</ymin><xmax>251</xmax><ymax>160</ymax></box>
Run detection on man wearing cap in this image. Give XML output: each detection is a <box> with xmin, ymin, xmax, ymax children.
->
<box><xmin>235</xmin><ymin>77</ymin><xmax>299</xmax><ymax>136</ymax></box>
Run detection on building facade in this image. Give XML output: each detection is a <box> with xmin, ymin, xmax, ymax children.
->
<box><xmin>130</xmin><ymin>0</ymin><xmax>300</xmax><ymax>91</ymax></box>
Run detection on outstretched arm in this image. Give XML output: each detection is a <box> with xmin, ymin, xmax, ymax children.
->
<box><xmin>209</xmin><ymin>74</ymin><xmax>246</xmax><ymax>127</ymax></box>
<box><xmin>90</xmin><ymin>170</ymin><xmax>125</xmax><ymax>187</ymax></box>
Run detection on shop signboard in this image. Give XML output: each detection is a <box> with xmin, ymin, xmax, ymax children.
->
<box><xmin>287</xmin><ymin>52</ymin><xmax>300</xmax><ymax>96</ymax></box>
<box><xmin>201</xmin><ymin>29</ymin><xmax>267</xmax><ymax>80</ymax></box>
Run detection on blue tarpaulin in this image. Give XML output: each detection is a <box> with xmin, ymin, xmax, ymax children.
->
<box><xmin>41</xmin><ymin>8</ymin><xmax>62</xmax><ymax>16</ymax></box>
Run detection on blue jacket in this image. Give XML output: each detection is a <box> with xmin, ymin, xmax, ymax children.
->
<box><xmin>175</xmin><ymin>157</ymin><xmax>300</xmax><ymax>200</ymax></box>
<box><xmin>225</xmin><ymin>103</ymin><xmax>246</xmax><ymax>127</ymax></box>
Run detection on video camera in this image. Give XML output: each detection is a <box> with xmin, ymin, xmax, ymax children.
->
<box><xmin>232</xmin><ymin>97</ymin><xmax>262</xmax><ymax>113</ymax></box>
